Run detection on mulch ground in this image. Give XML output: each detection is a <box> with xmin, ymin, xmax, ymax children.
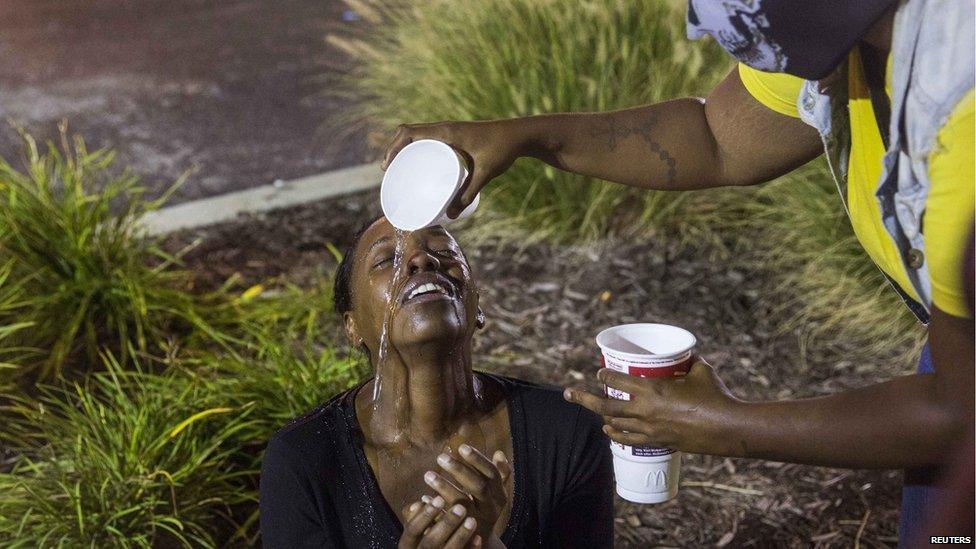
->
<box><xmin>166</xmin><ymin>189</ymin><xmax>916</xmax><ymax>548</ymax></box>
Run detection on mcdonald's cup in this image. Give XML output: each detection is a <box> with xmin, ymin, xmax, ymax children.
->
<box><xmin>595</xmin><ymin>323</ymin><xmax>696</xmax><ymax>504</ymax></box>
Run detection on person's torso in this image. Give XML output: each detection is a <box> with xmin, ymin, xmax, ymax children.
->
<box><xmin>274</xmin><ymin>373</ymin><xmax>610</xmax><ymax>548</ymax></box>
<box><xmin>845</xmin><ymin>47</ymin><xmax>922</xmax><ymax>304</ymax></box>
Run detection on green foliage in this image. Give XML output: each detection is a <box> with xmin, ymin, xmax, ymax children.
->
<box><xmin>337</xmin><ymin>0</ymin><xmax>731</xmax><ymax>241</ymax></box>
<box><xmin>209</xmin><ymin>337</ymin><xmax>367</xmax><ymax>443</ymax></box>
<box><xmin>0</xmin><ymin>129</ymin><xmax>228</xmax><ymax>386</ymax></box>
<box><xmin>0</xmin><ymin>337</ymin><xmax>366</xmax><ymax>546</ymax></box>
<box><xmin>0</xmin><ymin>355</ymin><xmax>260</xmax><ymax>548</ymax></box>
<box><xmin>0</xmin><ymin>131</ymin><xmax>366</xmax><ymax>545</ymax></box>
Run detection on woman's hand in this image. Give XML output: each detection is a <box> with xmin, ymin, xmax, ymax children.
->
<box><xmin>382</xmin><ymin>121</ymin><xmax>526</xmax><ymax>218</ymax></box>
<box><xmin>564</xmin><ymin>359</ymin><xmax>745</xmax><ymax>456</ymax></box>
<box><xmin>398</xmin><ymin>498</ymin><xmax>481</xmax><ymax>549</ymax></box>
<box><xmin>422</xmin><ymin>444</ymin><xmax>511</xmax><ymax>545</ymax></box>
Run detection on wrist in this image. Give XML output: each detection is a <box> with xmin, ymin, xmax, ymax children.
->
<box><xmin>496</xmin><ymin>115</ymin><xmax>561</xmax><ymax>160</ymax></box>
<box><xmin>713</xmin><ymin>397</ymin><xmax>754</xmax><ymax>458</ymax></box>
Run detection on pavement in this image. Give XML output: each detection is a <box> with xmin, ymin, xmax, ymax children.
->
<box><xmin>0</xmin><ymin>0</ymin><xmax>368</xmax><ymax>203</ymax></box>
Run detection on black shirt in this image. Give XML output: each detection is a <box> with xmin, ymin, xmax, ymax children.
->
<box><xmin>259</xmin><ymin>373</ymin><xmax>614</xmax><ymax>548</ymax></box>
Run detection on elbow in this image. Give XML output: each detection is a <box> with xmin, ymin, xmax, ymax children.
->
<box><xmin>916</xmin><ymin>398</ymin><xmax>972</xmax><ymax>467</ymax></box>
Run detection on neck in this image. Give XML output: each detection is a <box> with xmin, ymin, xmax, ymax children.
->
<box><xmin>361</xmin><ymin>340</ymin><xmax>477</xmax><ymax>447</ymax></box>
<box><xmin>862</xmin><ymin>5</ymin><xmax>896</xmax><ymax>54</ymax></box>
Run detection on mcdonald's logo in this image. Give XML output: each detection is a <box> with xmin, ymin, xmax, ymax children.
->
<box><xmin>643</xmin><ymin>470</ymin><xmax>668</xmax><ymax>487</ymax></box>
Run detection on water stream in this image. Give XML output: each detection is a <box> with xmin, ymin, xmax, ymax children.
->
<box><xmin>373</xmin><ymin>228</ymin><xmax>408</xmax><ymax>409</ymax></box>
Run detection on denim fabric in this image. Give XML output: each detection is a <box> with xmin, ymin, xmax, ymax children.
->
<box><xmin>898</xmin><ymin>344</ymin><xmax>946</xmax><ymax>547</ymax></box>
<box><xmin>797</xmin><ymin>0</ymin><xmax>974</xmax><ymax>324</ymax></box>
<box><xmin>875</xmin><ymin>0</ymin><xmax>974</xmax><ymax>314</ymax></box>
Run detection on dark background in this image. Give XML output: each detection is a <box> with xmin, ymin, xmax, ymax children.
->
<box><xmin>0</xmin><ymin>0</ymin><xmax>366</xmax><ymax>203</ymax></box>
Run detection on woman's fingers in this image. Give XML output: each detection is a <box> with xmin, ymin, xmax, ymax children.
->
<box><xmin>402</xmin><ymin>501</ymin><xmax>423</xmax><ymax>522</ymax></box>
<box><xmin>597</xmin><ymin>368</ymin><xmax>654</xmax><ymax>394</ymax></box>
<box><xmin>492</xmin><ymin>450</ymin><xmax>512</xmax><ymax>485</ymax></box>
<box><xmin>603</xmin><ymin>416</ymin><xmax>651</xmax><ymax>435</ymax></box>
<box><xmin>603</xmin><ymin>425</ymin><xmax>654</xmax><ymax>446</ymax></box>
<box><xmin>382</xmin><ymin>123</ymin><xmax>452</xmax><ymax>170</ymax></box>
<box><xmin>457</xmin><ymin>444</ymin><xmax>497</xmax><ymax>479</ymax></box>
<box><xmin>422</xmin><ymin>503</ymin><xmax>470</xmax><ymax>546</ymax></box>
<box><xmin>563</xmin><ymin>387</ymin><xmax>634</xmax><ymax>417</ymax></box>
<box><xmin>437</xmin><ymin>452</ymin><xmax>489</xmax><ymax>500</ymax></box>
<box><xmin>399</xmin><ymin>502</ymin><xmax>442</xmax><ymax>548</ymax></box>
<box><xmin>446</xmin><ymin>164</ymin><xmax>485</xmax><ymax>219</ymax></box>
<box><xmin>443</xmin><ymin>518</ymin><xmax>479</xmax><ymax>549</ymax></box>
<box><xmin>424</xmin><ymin>470</ymin><xmax>469</xmax><ymax>506</ymax></box>
<box><xmin>382</xmin><ymin>126</ymin><xmax>414</xmax><ymax>170</ymax></box>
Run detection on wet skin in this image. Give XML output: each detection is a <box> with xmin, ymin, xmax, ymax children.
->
<box><xmin>344</xmin><ymin>218</ymin><xmax>513</xmax><ymax>547</ymax></box>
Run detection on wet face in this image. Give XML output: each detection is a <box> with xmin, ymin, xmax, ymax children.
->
<box><xmin>345</xmin><ymin>218</ymin><xmax>479</xmax><ymax>360</ymax></box>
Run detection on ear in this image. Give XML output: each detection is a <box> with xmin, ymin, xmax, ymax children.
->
<box><xmin>343</xmin><ymin>312</ymin><xmax>363</xmax><ymax>348</ymax></box>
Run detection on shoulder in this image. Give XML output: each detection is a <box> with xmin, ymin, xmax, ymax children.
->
<box><xmin>737</xmin><ymin>63</ymin><xmax>804</xmax><ymax>119</ymax></box>
<box><xmin>264</xmin><ymin>388</ymin><xmax>357</xmax><ymax>467</ymax></box>
<box><xmin>487</xmin><ymin>373</ymin><xmax>604</xmax><ymax>437</ymax></box>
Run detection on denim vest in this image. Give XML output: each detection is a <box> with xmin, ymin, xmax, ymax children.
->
<box><xmin>796</xmin><ymin>0</ymin><xmax>975</xmax><ymax>325</ymax></box>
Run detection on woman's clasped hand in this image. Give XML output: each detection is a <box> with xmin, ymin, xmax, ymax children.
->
<box><xmin>398</xmin><ymin>445</ymin><xmax>511</xmax><ymax>549</ymax></box>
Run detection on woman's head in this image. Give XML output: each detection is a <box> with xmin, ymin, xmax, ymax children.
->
<box><xmin>334</xmin><ymin>217</ymin><xmax>481</xmax><ymax>363</ymax></box>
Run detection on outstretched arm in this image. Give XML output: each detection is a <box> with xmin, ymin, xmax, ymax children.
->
<box><xmin>384</xmin><ymin>67</ymin><xmax>822</xmax><ymax>216</ymax></box>
<box><xmin>565</xmin><ymin>306</ymin><xmax>974</xmax><ymax>470</ymax></box>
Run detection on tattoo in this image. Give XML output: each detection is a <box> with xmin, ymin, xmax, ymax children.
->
<box><xmin>589</xmin><ymin>115</ymin><xmax>678</xmax><ymax>185</ymax></box>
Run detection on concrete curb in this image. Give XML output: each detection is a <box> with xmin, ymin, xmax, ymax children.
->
<box><xmin>141</xmin><ymin>162</ymin><xmax>382</xmax><ymax>235</ymax></box>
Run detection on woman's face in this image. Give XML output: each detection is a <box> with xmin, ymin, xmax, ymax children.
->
<box><xmin>346</xmin><ymin>218</ymin><xmax>479</xmax><ymax>358</ymax></box>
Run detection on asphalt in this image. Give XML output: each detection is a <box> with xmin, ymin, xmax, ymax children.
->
<box><xmin>0</xmin><ymin>0</ymin><xmax>368</xmax><ymax>203</ymax></box>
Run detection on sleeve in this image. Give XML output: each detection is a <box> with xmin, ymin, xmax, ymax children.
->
<box><xmin>925</xmin><ymin>89</ymin><xmax>975</xmax><ymax>318</ymax></box>
<box><xmin>544</xmin><ymin>407</ymin><xmax>615</xmax><ymax>548</ymax></box>
<box><xmin>737</xmin><ymin>63</ymin><xmax>805</xmax><ymax>119</ymax></box>
<box><xmin>259</xmin><ymin>435</ymin><xmax>336</xmax><ymax>548</ymax></box>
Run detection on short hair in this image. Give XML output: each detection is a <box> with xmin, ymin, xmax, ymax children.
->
<box><xmin>333</xmin><ymin>215</ymin><xmax>383</xmax><ymax>315</ymax></box>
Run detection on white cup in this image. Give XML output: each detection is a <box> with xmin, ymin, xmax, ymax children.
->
<box><xmin>595</xmin><ymin>323</ymin><xmax>697</xmax><ymax>504</ymax></box>
<box><xmin>381</xmin><ymin>139</ymin><xmax>481</xmax><ymax>231</ymax></box>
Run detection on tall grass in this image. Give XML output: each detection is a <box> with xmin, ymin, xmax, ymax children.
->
<box><xmin>0</xmin><ymin>337</ymin><xmax>367</xmax><ymax>546</ymax></box>
<box><xmin>0</xmin><ymin>355</ymin><xmax>260</xmax><ymax>548</ymax></box>
<box><xmin>0</xmin><ymin>129</ymin><xmax>229</xmax><ymax>387</ymax></box>
<box><xmin>735</xmin><ymin>161</ymin><xmax>925</xmax><ymax>360</ymax></box>
<box><xmin>335</xmin><ymin>0</ymin><xmax>731</xmax><ymax>241</ymax></box>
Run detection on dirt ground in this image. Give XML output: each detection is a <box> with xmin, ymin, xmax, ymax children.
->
<box><xmin>0</xmin><ymin>0</ymin><xmax>366</xmax><ymax>203</ymax></box>
<box><xmin>167</xmin><ymin>189</ymin><xmax>916</xmax><ymax>548</ymax></box>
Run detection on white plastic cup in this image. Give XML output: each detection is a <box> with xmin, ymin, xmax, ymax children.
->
<box><xmin>595</xmin><ymin>323</ymin><xmax>697</xmax><ymax>504</ymax></box>
<box><xmin>381</xmin><ymin>139</ymin><xmax>481</xmax><ymax>231</ymax></box>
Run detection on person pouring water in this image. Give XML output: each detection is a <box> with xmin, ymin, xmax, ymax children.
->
<box><xmin>383</xmin><ymin>1</ymin><xmax>974</xmax><ymax>544</ymax></box>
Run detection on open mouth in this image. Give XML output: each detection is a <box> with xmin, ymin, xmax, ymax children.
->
<box><xmin>399</xmin><ymin>275</ymin><xmax>457</xmax><ymax>305</ymax></box>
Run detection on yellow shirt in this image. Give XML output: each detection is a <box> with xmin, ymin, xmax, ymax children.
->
<box><xmin>739</xmin><ymin>55</ymin><xmax>975</xmax><ymax>318</ymax></box>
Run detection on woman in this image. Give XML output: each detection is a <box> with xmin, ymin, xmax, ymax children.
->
<box><xmin>384</xmin><ymin>1</ymin><xmax>974</xmax><ymax>544</ymax></box>
<box><xmin>259</xmin><ymin>217</ymin><xmax>613</xmax><ymax>548</ymax></box>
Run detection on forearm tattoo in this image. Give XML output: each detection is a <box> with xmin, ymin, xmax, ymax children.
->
<box><xmin>589</xmin><ymin>115</ymin><xmax>678</xmax><ymax>185</ymax></box>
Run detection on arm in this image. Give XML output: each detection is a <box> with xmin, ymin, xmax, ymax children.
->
<box><xmin>384</xmin><ymin>67</ymin><xmax>822</xmax><ymax>215</ymax></box>
<box><xmin>567</xmin><ymin>309</ymin><xmax>974</xmax><ymax>470</ymax></box>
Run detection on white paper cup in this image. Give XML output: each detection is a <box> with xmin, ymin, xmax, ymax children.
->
<box><xmin>381</xmin><ymin>139</ymin><xmax>481</xmax><ymax>231</ymax></box>
<box><xmin>595</xmin><ymin>323</ymin><xmax>696</xmax><ymax>504</ymax></box>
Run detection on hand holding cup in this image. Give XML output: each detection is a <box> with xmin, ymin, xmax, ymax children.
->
<box><xmin>383</xmin><ymin>121</ymin><xmax>523</xmax><ymax>219</ymax></box>
<box><xmin>564</xmin><ymin>360</ymin><xmax>740</xmax><ymax>454</ymax></box>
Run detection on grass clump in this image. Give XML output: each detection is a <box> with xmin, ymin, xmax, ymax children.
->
<box><xmin>0</xmin><ymin>355</ymin><xmax>259</xmax><ymax>548</ymax></box>
<box><xmin>0</xmin><ymin>129</ymin><xmax>228</xmax><ymax>387</ymax></box>
<box><xmin>336</xmin><ymin>0</ymin><xmax>731</xmax><ymax>241</ymax></box>
<box><xmin>738</xmin><ymin>161</ymin><xmax>925</xmax><ymax>360</ymax></box>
